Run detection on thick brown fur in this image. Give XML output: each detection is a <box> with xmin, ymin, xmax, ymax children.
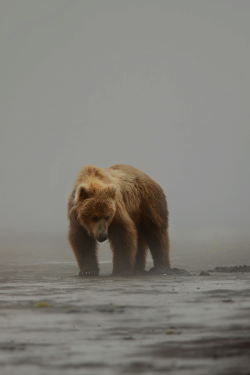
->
<box><xmin>67</xmin><ymin>164</ymin><xmax>170</xmax><ymax>276</ymax></box>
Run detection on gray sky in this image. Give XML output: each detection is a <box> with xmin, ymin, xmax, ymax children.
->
<box><xmin>1</xmin><ymin>1</ymin><xmax>250</xmax><ymax>250</ymax></box>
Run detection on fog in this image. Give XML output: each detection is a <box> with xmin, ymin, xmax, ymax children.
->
<box><xmin>1</xmin><ymin>3</ymin><xmax>250</xmax><ymax>374</ymax></box>
<box><xmin>1</xmin><ymin>0</ymin><xmax>250</xmax><ymax>264</ymax></box>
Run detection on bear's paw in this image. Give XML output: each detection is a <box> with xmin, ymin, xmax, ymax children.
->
<box><xmin>79</xmin><ymin>269</ymin><xmax>99</xmax><ymax>277</ymax></box>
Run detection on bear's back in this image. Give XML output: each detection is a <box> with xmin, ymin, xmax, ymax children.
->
<box><xmin>108</xmin><ymin>164</ymin><xmax>153</xmax><ymax>186</ymax></box>
<box><xmin>108</xmin><ymin>164</ymin><xmax>167</xmax><ymax>225</ymax></box>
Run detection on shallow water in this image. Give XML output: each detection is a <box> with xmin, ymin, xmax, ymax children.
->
<box><xmin>0</xmin><ymin>261</ymin><xmax>250</xmax><ymax>374</ymax></box>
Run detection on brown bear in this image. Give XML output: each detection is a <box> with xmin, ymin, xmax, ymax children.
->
<box><xmin>67</xmin><ymin>164</ymin><xmax>170</xmax><ymax>276</ymax></box>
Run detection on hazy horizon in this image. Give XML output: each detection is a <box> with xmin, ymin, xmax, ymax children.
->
<box><xmin>1</xmin><ymin>1</ymin><xmax>250</xmax><ymax>261</ymax></box>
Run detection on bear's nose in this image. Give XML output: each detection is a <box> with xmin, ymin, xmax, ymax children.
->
<box><xmin>97</xmin><ymin>233</ymin><xmax>108</xmax><ymax>243</ymax></box>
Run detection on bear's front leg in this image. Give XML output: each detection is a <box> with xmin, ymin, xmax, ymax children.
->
<box><xmin>108</xmin><ymin>215</ymin><xmax>137</xmax><ymax>276</ymax></box>
<box><xmin>68</xmin><ymin>222</ymin><xmax>99</xmax><ymax>276</ymax></box>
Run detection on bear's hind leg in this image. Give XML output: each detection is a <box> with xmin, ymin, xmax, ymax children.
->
<box><xmin>146</xmin><ymin>229</ymin><xmax>170</xmax><ymax>270</ymax></box>
<box><xmin>134</xmin><ymin>235</ymin><xmax>148</xmax><ymax>273</ymax></box>
<box><xmin>68</xmin><ymin>223</ymin><xmax>99</xmax><ymax>276</ymax></box>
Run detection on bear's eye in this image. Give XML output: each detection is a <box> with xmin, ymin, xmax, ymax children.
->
<box><xmin>106</xmin><ymin>216</ymin><xmax>110</xmax><ymax>221</ymax></box>
<box><xmin>92</xmin><ymin>216</ymin><xmax>98</xmax><ymax>222</ymax></box>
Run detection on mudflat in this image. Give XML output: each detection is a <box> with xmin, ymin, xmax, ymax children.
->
<box><xmin>0</xmin><ymin>260</ymin><xmax>250</xmax><ymax>375</ymax></box>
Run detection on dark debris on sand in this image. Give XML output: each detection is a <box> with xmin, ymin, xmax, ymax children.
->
<box><xmin>148</xmin><ymin>267</ymin><xmax>190</xmax><ymax>276</ymax></box>
<box><xmin>208</xmin><ymin>265</ymin><xmax>250</xmax><ymax>273</ymax></box>
<box><xmin>199</xmin><ymin>271</ymin><xmax>211</xmax><ymax>276</ymax></box>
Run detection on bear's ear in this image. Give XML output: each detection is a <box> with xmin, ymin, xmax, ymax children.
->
<box><xmin>75</xmin><ymin>183</ymin><xmax>89</xmax><ymax>202</ymax></box>
<box><xmin>102</xmin><ymin>184</ymin><xmax>116</xmax><ymax>199</ymax></box>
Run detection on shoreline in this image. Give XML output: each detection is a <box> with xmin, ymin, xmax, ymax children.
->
<box><xmin>0</xmin><ymin>261</ymin><xmax>250</xmax><ymax>374</ymax></box>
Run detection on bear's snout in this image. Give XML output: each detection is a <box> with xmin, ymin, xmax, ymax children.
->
<box><xmin>97</xmin><ymin>233</ymin><xmax>108</xmax><ymax>242</ymax></box>
<box><xmin>94</xmin><ymin>221</ymin><xmax>108</xmax><ymax>242</ymax></box>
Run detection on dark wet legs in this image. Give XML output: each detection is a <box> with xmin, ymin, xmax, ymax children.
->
<box><xmin>147</xmin><ymin>229</ymin><xmax>170</xmax><ymax>270</ymax></box>
<box><xmin>68</xmin><ymin>224</ymin><xmax>99</xmax><ymax>276</ymax></box>
<box><xmin>108</xmin><ymin>220</ymin><xmax>137</xmax><ymax>276</ymax></box>
<box><xmin>134</xmin><ymin>236</ymin><xmax>148</xmax><ymax>272</ymax></box>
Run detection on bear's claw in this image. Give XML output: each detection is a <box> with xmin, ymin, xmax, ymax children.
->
<box><xmin>79</xmin><ymin>270</ymin><xmax>99</xmax><ymax>277</ymax></box>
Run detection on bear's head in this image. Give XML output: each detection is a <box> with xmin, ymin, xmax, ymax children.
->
<box><xmin>74</xmin><ymin>182</ymin><xmax>116</xmax><ymax>242</ymax></box>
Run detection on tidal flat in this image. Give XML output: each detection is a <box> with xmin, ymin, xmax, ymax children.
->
<box><xmin>0</xmin><ymin>260</ymin><xmax>250</xmax><ymax>375</ymax></box>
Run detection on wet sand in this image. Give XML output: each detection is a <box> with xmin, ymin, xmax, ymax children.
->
<box><xmin>0</xmin><ymin>260</ymin><xmax>250</xmax><ymax>375</ymax></box>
